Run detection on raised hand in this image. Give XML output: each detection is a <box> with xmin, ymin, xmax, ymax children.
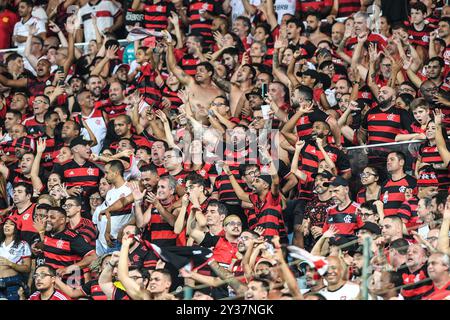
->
<box><xmin>36</xmin><ymin>137</ymin><xmax>47</xmax><ymax>154</ymax></box>
<box><xmin>105</xmin><ymin>45</ymin><xmax>119</xmax><ymax>60</ymax></box>
<box><xmin>146</xmin><ymin>192</ymin><xmax>157</xmax><ymax>204</ymax></box>
<box><xmin>168</xmin><ymin>11</ymin><xmax>179</xmax><ymax>26</ymax></box>
<box><xmin>298</xmin><ymin>102</ymin><xmax>314</xmax><ymax>114</ymax></box>
<box><xmin>322</xmin><ymin>225</ymin><xmax>337</xmax><ymax>238</ymax></box>
<box><xmin>295</xmin><ymin>139</ymin><xmax>305</xmax><ymax>151</ymax></box>
<box><xmin>368</xmin><ymin>43</ymin><xmax>380</xmax><ymax>63</ymax></box>
<box><xmin>155</xmin><ymin>109</ymin><xmax>169</xmax><ymax>124</ymax></box>
<box><xmin>254</xmin><ymin>226</ymin><xmax>265</xmax><ymax>236</ymax></box>
<box><xmin>433</xmin><ymin>109</ymin><xmax>444</xmax><ymax>126</ymax></box>
<box><xmin>274</xmin><ymin>35</ymin><xmax>288</xmax><ymax>50</ymax></box>
<box><xmin>161</xmin><ymin>30</ymin><xmax>173</xmax><ymax>44</ymax></box>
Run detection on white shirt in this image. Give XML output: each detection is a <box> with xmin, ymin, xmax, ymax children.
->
<box><xmin>92</xmin><ymin>182</ymin><xmax>133</xmax><ymax>254</ymax></box>
<box><xmin>0</xmin><ymin>240</ymin><xmax>31</xmax><ymax>264</ymax></box>
<box><xmin>230</xmin><ymin>0</ymin><xmax>261</xmax><ymax>22</ymax></box>
<box><xmin>319</xmin><ymin>282</ymin><xmax>361</xmax><ymax>300</ymax></box>
<box><xmin>78</xmin><ymin>108</ymin><xmax>107</xmax><ymax>155</ymax></box>
<box><xmin>13</xmin><ymin>17</ymin><xmax>46</xmax><ymax>52</ymax></box>
<box><xmin>77</xmin><ymin>0</ymin><xmax>121</xmax><ymax>42</ymax></box>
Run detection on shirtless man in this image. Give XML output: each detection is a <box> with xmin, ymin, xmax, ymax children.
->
<box><xmin>164</xmin><ymin>30</ymin><xmax>223</xmax><ymax>112</ymax></box>
<box><xmin>306</xmin><ymin>11</ymin><xmax>330</xmax><ymax>47</ymax></box>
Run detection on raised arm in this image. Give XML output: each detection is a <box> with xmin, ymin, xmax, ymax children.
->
<box><xmin>98</xmin><ymin>252</ymin><xmax>120</xmax><ymax>300</ymax></box>
<box><xmin>30</xmin><ymin>138</ymin><xmax>45</xmax><ymax>194</ymax></box>
<box><xmin>164</xmin><ymin>31</ymin><xmax>193</xmax><ymax>86</ymax></box>
<box><xmin>434</xmin><ymin>109</ymin><xmax>450</xmax><ymax>166</ymax></box>
<box><xmin>221</xmin><ymin>163</ymin><xmax>251</xmax><ymax>203</ymax></box>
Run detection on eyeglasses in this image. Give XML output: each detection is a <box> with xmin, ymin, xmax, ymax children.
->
<box><xmin>62</xmin><ymin>203</ymin><xmax>78</xmax><ymax>210</ymax></box>
<box><xmin>90</xmin><ymin>196</ymin><xmax>102</xmax><ymax>200</ymax></box>
<box><xmin>245</xmin><ymin>170</ymin><xmax>260</xmax><ymax>177</ymax></box>
<box><xmin>225</xmin><ymin>221</ymin><xmax>242</xmax><ymax>227</ymax></box>
<box><xmin>426</xmin><ymin>236</ymin><xmax>438</xmax><ymax>242</ymax></box>
<box><xmin>360</xmin><ymin>172</ymin><xmax>377</xmax><ymax>178</ymax></box>
<box><xmin>33</xmin><ymin>273</ymin><xmax>53</xmax><ymax>279</ymax></box>
<box><xmin>211</xmin><ymin>102</ymin><xmax>226</xmax><ymax>107</ymax></box>
<box><xmin>33</xmin><ymin>100</ymin><xmax>48</xmax><ymax>105</ymax></box>
<box><xmin>239</xmin><ymin>236</ymin><xmax>250</xmax><ymax>241</ymax></box>
<box><xmin>381</xmin><ymin>64</ymin><xmax>392</xmax><ymax>68</ymax></box>
<box><xmin>360</xmin><ymin>212</ymin><xmax>375</xmax><ymax>218</ymax></box>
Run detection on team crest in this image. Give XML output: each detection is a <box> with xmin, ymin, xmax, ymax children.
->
<box><xmin>343</xmin><ymin>215</ymin><xmax>352</xmax><ymax>223</ymax></box>
<box><xmin>87</xmin><ymin>168</ymin><xmax>95</xmax><ymax>176</ymax></box>
<box><xmin>23</xmin><ymin>214</ymin><xmax>30</xmax><ymax>221</ymax></box>
<box><xmin>56</xmin><ymin>240</ymin><xmax>64</xmax><ymax>249</ymax></box>
<box><xmin>399</xmin><ymin>186</ymin><xmax>406</xmax><ymax>193</ymax></box>
<box><xmin>387</xmin><ymin>114</ymin><xmax>395</xmax><ymax>121</ymax></box>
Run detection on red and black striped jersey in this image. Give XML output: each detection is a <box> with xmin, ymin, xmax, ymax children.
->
<box><xmin>26</xmin><ymin>75</ymin><xmax>53</xmax><ymax>97</ymax></box>
<box><xmin>7</xmin><ymin>168</ymin><xmax>32</xmax><ymax>187</ymax></box>
<box><xmin>136</xmin><ymin>62</ymin><xmax>162</xmax><ymax>106</ymax></box>
<box><xmin>22</xmin><ymin>116</ymin><xmax>45</xmax><ymax>137</ymax></box>
<box><xmin>406</xmin><ymin>22</ymin><xmax>436</xmax><ymax>47</ymax></box>
<box><xmin>128</xmin><ymin>243</ymin><xmax>159</xmax><ymax>270</ymax></box>
<box><xmin>422</xmin><ymin>280</ymin><xmax>450</xmax><ymax>300</ymax></box>
<box><xmin>296</xmin><ymin>0</ymin><xmax>332</xmax><ymax>18</ymax></box>
<box><xmin>69</xmin><ymin>218</ymin><xmax>98</xmax><ymax>248</ymax></box>
<box><xmin>399</xmin><ymin>264</ymin><xmax>433</xmax><ymax>300</ymax></box>
<box><xmin>294</xmin><ymin>108</ymin><xmax>329</xmax><ymax>141</ymax></box>
<box><xmin>180</xmin><ymin>53</ymin><xmax>201</xmax><ymax>76</ymax></box>
<box><xmin>9</xmin><ymin>203</ymin><xmax>39</xmax><ymax>245</ymax></box>
<box><xmin>244</xmin><ymin>185</ymin><xmax>257</xmax><ymax>230</ymax></box>
<box><xmin>112</xmin><ymin>286</ymin><xmax>130</xmax><ymax>300</ymax></box>
<box><xmin>142</xmin><ymin>1</ymin><xmax>175</xmax><ymax>32</ymax></box>
<box><xmin>249</xmin><ymin>192</ymin><xmax>288</xmax><ymax>243</ymax></box>
<box><xmin>187</xmin><ymin>0</ymin><xmax>221</xmax><ymax>45</ymax></box>
<box><xmin>356</xmin><ymin>187</ymin><xmax>381</xmax><ymax>204</ymax></box>
<box><xmin>323</xmin><ymin>202</ymin><xmax>363</xmax><ymax>236</ymax></box>
<box><xmin>160</xmin><ymin>84</ymin><xmax>183</xmax><ymax>111</ymax></box>
<box><xmin>39</xmin><ymin>134</ymin><xmax>57</xmax><ymax>171</ymax></box>
<box><xmin>336</xmin><ymin>0</ymin><xmax>360</xmax><ymax>17</ymax></box>
<box><xmin>361</xmin><ymin>105</ymin><xmax>415</xmax><ymax>145</ymax></box>
<box><xmin>419</xmin><ymin>141</ymin><xmax>450</xmax><ymax>190</ymax></box>
<box><xmin>380</xmin><ymin>175</ymin><xmax>417</xmax><ymax>217</ymax></box>
<box><xmin>95</xmin><ymin>99</ymin><xmax>128</xmax><ymax>120</ymax></box>
<box><xmin>344</xmin><ymin>33</ymin><xmax>387</xmax><ymax>57</ymax></box>
<box><xmin>143</xmin><ymin>203</ymin><xmax>177</xmax><ymax>248</ymax></box>
<box><xmin>54</xmin><ymin>160</ymin><xmax>101</xmax><ymax>197</ymax></box>
<box><xmin>28</xmin><ymin>290</ymin><xmax>70</xmax><ymax>300</ymax></box>
<box><xmin>80</xmin><ymin>279</ymin><xmax>107</xmax><ymax>300</ymax></box>
<box><xmin>397</xmin><ymin>196</ymin><xmax>419</xmax><ymax>227</ymax></box>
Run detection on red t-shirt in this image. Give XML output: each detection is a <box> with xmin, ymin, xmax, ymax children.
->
<box><xmin>0</xmin><ymin>10</ymin><xmax>19</xmax><ymax>49</ymax></box>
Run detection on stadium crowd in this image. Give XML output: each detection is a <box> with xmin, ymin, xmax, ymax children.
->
<box><xmin>0</xmin><ymin>0</ymin><xmax>449</xmax><ymax>300</ymax></box>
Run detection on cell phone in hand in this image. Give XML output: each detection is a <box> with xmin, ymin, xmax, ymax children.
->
<box><xmin>261</xmin><ymin>83</ymin><xmax>268</xmax><ymax>98</ymax></box>
<box><xmin>261</xmin><ymin>104</ymin><xmax>270</xmax><ymax>120</ymax></box>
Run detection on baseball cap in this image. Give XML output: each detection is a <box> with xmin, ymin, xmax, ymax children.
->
<box><xmin>112</xmin><ymin>63</ymin><xmax>130</xmax><ymax>75</ymax></box>
<box><xmin>69</xmin><ymin>136</ymin><xmax>92</xmax><ymax>149</ymax></box>
<box><xmin>259</xmin><ymin>175</ymin><xmax>272</xmax><ymax>186</ymax></box>
<box><xmin>357</xmin><ymin>222</ymin><xmax>381</xmax><ymax>235</ymax></box>
<box><xmin>296</xmin><ymin>68</ymin><xmax>319</xmax><ymax>80</ymax></box>
<box><xmin>329</xmin><ymin>176</ymin><xmax>349</xmax><ymax>187</ymax></box>
<box><xmin>312</xmin><ymin>170</ymin><xmax>334</xmax><ymax>180</ymax></box>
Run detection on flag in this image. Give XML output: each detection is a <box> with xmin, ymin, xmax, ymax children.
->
<box><xmin>148</xmin><ymin>243</ymin><xmax>213</xmax><ymax>270</ymax></box>
<box><xmin>287</xmin><ymin>245</ymin><xmax>329</xmax><ymax>276</ymax></box>
<box><xmin>126</xmin><ymin>27</ymin><xmax>164</xmax><ymax>42</ymax></box>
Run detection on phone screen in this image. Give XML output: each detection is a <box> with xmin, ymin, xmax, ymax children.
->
<box><xmin>261</xmin><ymin>83</ymin><xmax>267</xmax><ymax>98</ymax></box>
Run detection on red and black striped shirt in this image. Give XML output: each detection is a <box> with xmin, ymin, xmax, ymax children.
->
<box><xmin>187</xmin><ymin>0</ymin><xmax>220</xmax><ymax>45</ymax></box>
<box><xmin>9</xmin><ymin>203</ymin><xmax>39</xmax><ymax>245</ymax></box>
<box><xmin>55</xmin><ymin>160</ymin><xmax>101</xmax><ymax>197</ymax></box>
<box><xmin>160</xmin><ymin>84</ymin><xmax>183</xmax><ymax>111</ymax></box>
<box><xmin>361</xmin><ymin>105</ymin><xmax>415</xmax><ymax>145</ymax></box>
<box><xmin>323</xmin><ymin>202</ymin><xmax>363</xmax><ymax>236</ymax></box>
<box><xmin>294</xmin><ymin>109</ymin><xmax>329</xmax><ymax>141</ymax></box>
<box><xmin>96</xmin><ymin>99</ymin><xmax>128</xmax><ymax>120</ymax></box>
<box><xmin>22</xmin><ymin>116</ymin><xmax>45</xmax><ymax>137</ymax></box>
<box><xmin>344</xmin><ymin>33</ymin><xmax>387</xmax><ymax>57</ymax></box>
<box><xmin>296</xmin><ymin>0</ymin><xmax>332</xmax><ymax>19</ymax></box>
<box><xmin>380</xmin><ymin>175</ymin><xmax>417</xmax><ymax>217</ymax></box>
<box><xmin>399</xmin><ymin>264</ymin><xmax>433</xmax><ymax>300</ymax></box>
<box><xmin>336</xmin><ymin>0</ymin><xmax>360</xmax><ymax>17</ymax></box>
<box><xmin>128</xmin><ymin>243</ymin><xmax>158</xmax><ymax>271</ymax></box>
<box><xmin>69</xmin><ymin>218</ymin><xmax>98</xmax><ymax>248</ymax></box>
<box><xmin>80</xmin><ymin>279</ymin><xmax>107</xmax><ymax>300</ymax></box>
<box><xmin>142</xmin><ymin>1</ymin><xmax>175</xmax><ymax>32</ymax></box>
<box><xmin>136</xmin><ymin>62</ymin><xmax>162</xmax><ymax>106</ymax></box>
<box><xmin>419</xmin><ymin>142</ymin><xmax>450</xmax><ymax>190</ymax></box>
<box><xmin>144</xmin><ymin>203</ymin><xmax>177</xmax><ymax>248</ymax></box>
<box><xmin>406</xmin><ymin>22</ymin><xmax>436</xmax><ymax>47</ymax></box>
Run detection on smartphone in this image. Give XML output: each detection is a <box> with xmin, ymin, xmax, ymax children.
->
<box><xmin>261</xmin><ymin>104</ymin><xmax>270</xmax><ymax>120</ymax></box>
<box><xmin>57</xmin><ymin>66</ymin><xmax>65</xmax><ymax>86</ymax></box>
<box><xmin>261</xmin><ymin>83</ymin><xmax>268</xmax><ymax>98</ymax></box>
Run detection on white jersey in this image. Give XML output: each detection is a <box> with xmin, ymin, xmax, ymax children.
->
<box><xmin>0</xmin><ymin>240</ymin><xmax>31</xmax><ymax>264</ymax></box>
<box><xmin>274</xmin><ymin>0</ymin><xmax>296</xmax><ymax>24</ymax></box>
<box><xmin>77</xmin><ymin>0</ymin><xmax>121</xmax><ymax>42</ymax></box>
<box><xmin>319</xmin><ymin>282</ymin><xmax>361</xmax><ymax>300</ymax></box>
<box><xmin>78</xmin><ymin>108</ymin><xmax>107</xmax><ymax>155</ymax></box>
<box><xmin>13</xmin><ymin>17</ymin><xmax>46</xmax><ymax>52</ymax></box>
<box><xmin>92</xmin><ymin>183</ymin><xmax>133</xmax><ymax>254</ymax></box>
<box><xmin>230</xmin><ymin>0</ymin><xmax>261</xmax><ymax>22</ymax></box>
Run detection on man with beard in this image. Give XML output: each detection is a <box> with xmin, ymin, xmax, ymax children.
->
<box><xmin>228</xmin><ymin>63</ymin><xmax>255</xmax><ymax>117</ymax></box>
<box><xmin>178</xmin><ymin>35</ymin><xmax>204</xmax><ymax>77</ymax></box>
<box><xmin>221</xmin><ymin>48</ymin><xmax>239</xmax><ymax>80</ymax></box>
<box><xmin>106</xmin><ymin>114</ymin><xmax>153</xmax><ymax>151</ymax></box>
<box><xmin>135</xmin><ymin>175</ymin><xmax>179</xmax><ymax>248</ymax></box>
<box><xmin>323</xmin><ymin>176</ymin><xmax>363</xmax><ymax>237</ymax></box>
<box><xmin>380</xmin><ymin>151</ymin><xmax>417</xmax><ymax>217</ymax></box>
<box><xmin>12</xmin><ymin>0</ymin><xmax>46</xmax><ymax>52</ymax></box>
<box><xmin>358</xmin><ymin>86</ymin><xmax>415</xmax><ymax>166</ymax></box>
<box><xmin>295</xmin><ymin>171</ymin><xmax>335</xmax><ymax>250</ymax></box>
<box><xmin>68</xmin><ymin>75</ymin><xmax>85</xmax><ymax>97</ymax></box>
<box><xmin>398</xmin><ymin>243</ymin><xmax>433</xmax><ymax>300</ymax></box>
<box><xmin>42</xmin><ymin>206</ymin><xmax>97</xmax><ymax>285</ymax></box>
<box><xmin>166</xmin><ymin>32</ymin><xmax>223</xmax><ymax>110</ymax></box>
<box><xmin>28</xmin><ymin>265</ymin><xmax>69</xmax><ymax>300</ymax></box>
<box><xmin>97</xmin><ymin>81</ymin><xmax>128</xmax><ymax>121</ymax></box>
<box><xmin>305</xmin><ymin>11</ymin><xmax>330</xmax><ymax>47</ymax></box>
<box><xmin>282</xmin><ymin>85</ymin><xmax>341</xmax><ymax>147</ymax></box>
<box><xmin>86</xmin><ymin>75</ymin><xmax>106</xmax><ymax>102</ymax></box>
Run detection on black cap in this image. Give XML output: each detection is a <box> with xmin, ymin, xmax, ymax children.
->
<box><xmin>259</xmin><ymin>175</ymin><xmax>272</xmax><ymax>186</ymax></box>
<box><xmin>296</xmin><ymin>68</ymin><xmax>319</xmax><ymax>79</ymax></box>
<box><xmin>245</xmin><ymin>87</ymin><xmax>263</xmax><ymax>99</ymax></box>
<box><xmin>329</xmin><ymin>235</ymin><xmax>358</xmax><ymax>251</ymax></box>
<box><xmin>357</xmin><ymin>222</ymin><xmax>381</xmax><ymax>235</ymax></box>
<box><xmin>348</xmin><ymin>245</ymin><xmax>364</xmax><ymax>257</ymax></box>
<box><xmin>69</xmin><ymin>136</ymin><xmax>91</xmax><ymax>149</ymax></box>
<box><xmin>312</xmin><ymin>170</ymin><xmax>334</xmax><ymax>180</ymax></box>
<box><xmin>37</xmin><ymin>203</ymin><xmax>52</xmax><ymax>211</ymax></box>
<box><xmin>329</xmin><ymin>176</ymin><xmax>349</xmax><ymax>187</ymax></box>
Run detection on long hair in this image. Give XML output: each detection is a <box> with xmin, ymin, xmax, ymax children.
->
<box><xmin>0</xmin><ymin>220</ymin><xmax>22</xmax><ymax>248</ymax></box>
<box><xmin>0</xmin><ymin>174</ymin><xmax>8</xmax><ymax>208</ymax></box>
